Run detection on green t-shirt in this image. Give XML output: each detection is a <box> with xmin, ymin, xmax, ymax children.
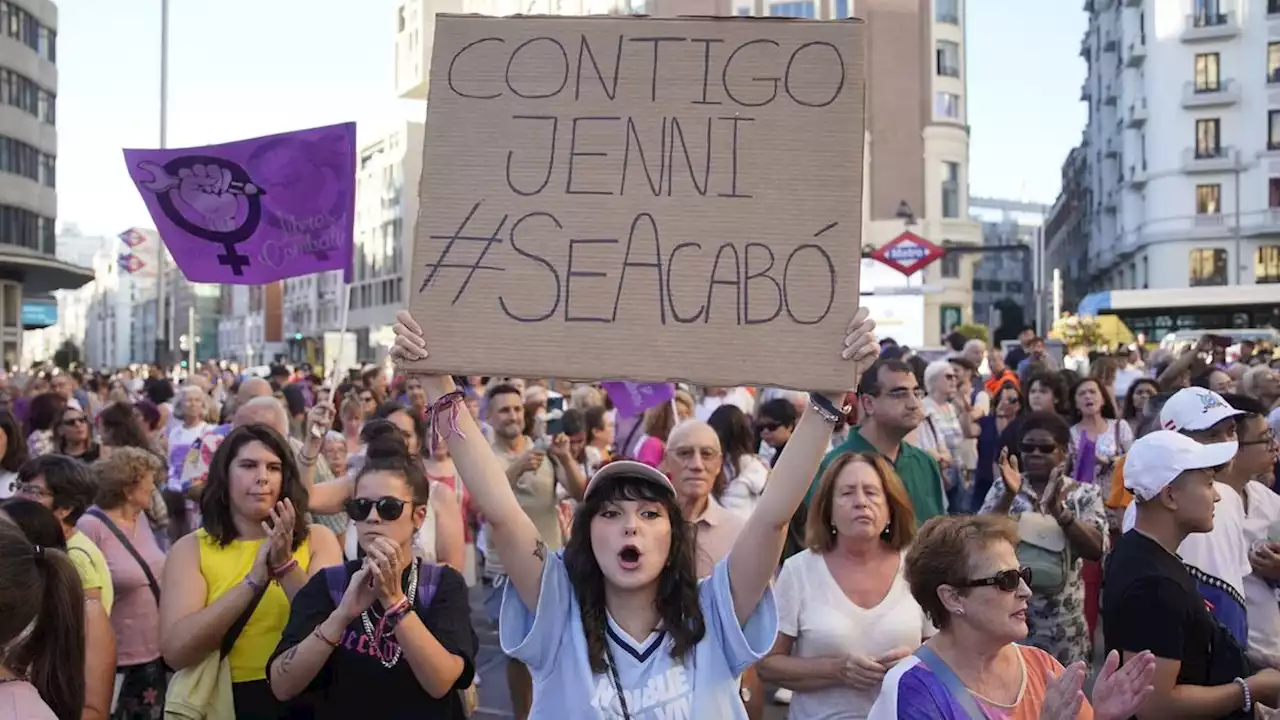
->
<box><xmin>805</xmin><ymin>427</ymin><xmax>946</xmax><ymax>528</ymax></box>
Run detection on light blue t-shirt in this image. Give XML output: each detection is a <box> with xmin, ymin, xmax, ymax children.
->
<box><xmin>500</xmin><ymin>550</ymin><xmax>778</xmax><ymax>719</ymax></box>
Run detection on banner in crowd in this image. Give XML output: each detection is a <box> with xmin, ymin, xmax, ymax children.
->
<box><xmin>601</xmin><ymin>381</ymin><xmax>675</xmax><ymax>418</ymax></box>
<box><xmin>122</xmin><ymin>122</ymin><xmax>357</xmax><ymax>285</ymax></box>
<box><xmin>408</xmin><ymin>15</ymin><xmax>867</xmax><ymax>390</ymax></box>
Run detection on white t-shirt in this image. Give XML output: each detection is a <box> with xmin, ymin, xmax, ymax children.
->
<box><xmin>775</xmin><ymin>549</ymin><xmax>935</xmax><ymax>720</ymax></box>
<box><xmin>1243</xmin><ymin>482</ymin><xmax>1280</xmax><ymax>661</ymax></box>
<box><xmin>166</xmin><ymin>423</ymin><xmax>209</xmax><ymax>491</ymax></box>
<box><xmin>720</xmin><ymin>454</ymin><xmax>769</xmax><ymax>520</ymax></box>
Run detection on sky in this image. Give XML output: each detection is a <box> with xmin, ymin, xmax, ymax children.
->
<box><xmin>54</xmin><ymin>0</ymin><xmax>1087</xmax><ymax>238</ymax></box>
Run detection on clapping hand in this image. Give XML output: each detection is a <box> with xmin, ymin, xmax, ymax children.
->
<box><xmin>998</xmin><ymin>447</ymin><xmax>1022</xmax><ymax>495</ymax></box>
<box><xmin>839</xmin><ymin>655</ymin><xmax>889</xmax><ymax>690</ymax></box>
<box><xmin>1041</xmin><ymin>660</ymin><xmax>1086</xmax><ymax>720</ymax></box>
<box><xmin>263</xmin><ymin>499</ymin><xmax>297</xmax><ymax>568</ymax></box>
<box><xmin>1089</xmin><ymin>650</ymin><xmax>1155</xmax><ymax>720</ymax></box>
<box><xmin>364</xmin><ymin>535</ymin><xmax>409</xmax><ymax>607</ymax></box>
<box><xmin>336</xmin><ymin>560</ymin><xmax>379</xmax><ymax>620</ymax></box>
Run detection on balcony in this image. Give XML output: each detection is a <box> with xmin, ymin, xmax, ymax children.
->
<box><xmin>1181</xmin><ymin>146</ymin><xmax>1238</xmax><ymax>173</ymax></box>
<box><xmin>1182</xmin><ymin>79</ymin><xmax>1240</xmax><ymax>108</ymax></box>
<box><xmin>1182</xmin><ymin>12</ymin><xmax>1240</xmax><ymax>41</ymax></box>
<box><xmin>1103</xmin><ymin>84</ymin><xmax>1118</xmax><ymax>105</ymax></box>
<box><xmin>1103</xmin><ymin>34</ymin><xmax>1117</xmax><ymax>52</ymax></box>
<box><xmin>1080</xmin><ymin>32</ymin><xmax>1091</xmax><ymax>58</ymax></box>
<box><xmin>1123</xmin><ymin>0</ymin><xmax>1141</xmax><ymax>6</ymax></box>
<box><xmin>1194</xmin><ymin>213</ymin><xmax>1228</xmax><ymax>228</ymax></box>
<box><xmin>1081</xmin><ymin>81</ymin><xmax>1092</xmax><ymax>101</ymax></box>
<box><xmin>1128</xmin><ymin>164</ymin><xmax>1148</xmax><ymax>188</ymax></box>
<box><xmin>1126</xmin><ymin>38</ymin><xmax>1146</xmax><ymax>66</ymax></box>
<box><xmin>1127</xmin><ymin>99</ymin><xmax>1148</xmax><ymax>127</ymax></box>
<box><xmin>1104</xmin><ymin>139</ymin><xmax>1119</xmax><ymax>157</ymax></box>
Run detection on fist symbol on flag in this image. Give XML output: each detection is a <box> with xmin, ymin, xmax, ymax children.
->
<box><xmin>177</xmin><ymin>164</ymin><xmax>239</xmax><ymax>231</ymax></box>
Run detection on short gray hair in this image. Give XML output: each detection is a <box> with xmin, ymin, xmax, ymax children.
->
<box><xmin>234</xmin><ymin>396</ymin><xmax>289</xmax><ymax>436</ymax></box>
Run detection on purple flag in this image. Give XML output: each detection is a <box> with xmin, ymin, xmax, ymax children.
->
<box><xmin>123</xmin><ymin>122</ymin><xmax>356</xmax><ymax>285</ymax></box>
<box><xmin>601</xmin><ymin>381</ymin><xmax>676</xmax><ymax>418</ymax></box>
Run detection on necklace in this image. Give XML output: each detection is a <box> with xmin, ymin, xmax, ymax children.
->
<box><xmin>360</xmin><ymin>559</ymin><xmax>418</xmax><ymax>669</ymax></box>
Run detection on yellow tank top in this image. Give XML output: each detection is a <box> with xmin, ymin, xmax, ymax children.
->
<box><xmin>195</xmin><ymin>528</ymin><xmax>311</xmax><ymax>683</ymax></box>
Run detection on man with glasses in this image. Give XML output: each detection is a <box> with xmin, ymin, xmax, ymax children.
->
<box><xmin>806</xmin><ymin>359</ymin><xmax>945</xmax><ymax>526</ymax></box>
<box><xmin>1104</xmin><ymin>430</ymin><xmax>1279</xmax><ymax>719</ymax></box>
<box><xmin>1217</xmin><ymin>394</ymin><xmax>1280</xmax><ymax>671</ymax></box>
<box><xmin>15</xmin><ymin>454</ymin><xmax>114</xmax><ymax>613</ymax></box>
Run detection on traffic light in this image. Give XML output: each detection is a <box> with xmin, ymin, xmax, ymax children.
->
<box><xmin>294</xmin><ymin>333</ymin><xmax>303</xmax><ymax>341</ymax></box>
<box><xmin>178</xmin><ymin>334</ymin><xmax>189</xmax><ymax>352</ymax></box>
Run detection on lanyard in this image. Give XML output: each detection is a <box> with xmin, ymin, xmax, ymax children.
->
<box><xmin>603</xmin><ymin>643</ymin><xmax>632</xmax><ymax>720</ymax></box>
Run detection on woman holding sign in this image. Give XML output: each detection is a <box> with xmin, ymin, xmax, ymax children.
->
<box><xmin>388</xmin><ymin>307</ymin><xmax>879</xmax><ymax>718</ymax></box>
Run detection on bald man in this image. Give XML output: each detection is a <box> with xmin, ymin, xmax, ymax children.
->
<box><xmin>234</xmin><ymin>396</ymin><xmax>290</xmax><ymax>436</ymax></box>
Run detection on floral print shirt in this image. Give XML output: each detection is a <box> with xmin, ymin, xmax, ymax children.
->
<box><xmin>980</xmin><ymin>475</ymin><xmax>1109</xmax><ymax>666</ymax></box>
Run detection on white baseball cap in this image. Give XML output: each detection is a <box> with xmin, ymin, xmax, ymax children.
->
<box><xmin>1124</xmin><ymin>430</ymin><xmax>1238</xmax><ymax>502</ymax></box>
<box><xmin>585</xmin><ymin>460</ymin><xmax>676</xmax><ymax>500</ymax></box>
<box><xmin>1160</xmin><ymin>387</ymin><xmax>1245</xmax><ymax>433</ymax></box>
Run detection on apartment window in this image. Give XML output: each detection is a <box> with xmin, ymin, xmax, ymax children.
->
<box><xmin>936</xmin><ymin>0</ymin><xmax>959</xmax><ymax>23</ymax></box>
<box><xmin>1257</xmin><ymin>247</ymin><xmax>1280</xmax><ymax>284</ymax></box>
<box><xmin>768</xmin><ymin>1</ymin><xmax>815</xmax><ymax>17</ymax></box>
<box><xmin>1271</xmin><ymin>0</ymin><xmax>1280</xmax><ymax>14</ymax></box>
<box><xmin>936</xmin><ymin>41</ymin><xmax>960</xmax><ymax>78</ymax></box>
<box><xmin>1195</xmin><ymin>118</ymin><xmax>1221</xmax><ymax>158</ymax></box>
<box><xmin>1189</xmin><ymin>248</ymin><xmax>1228</xmax><ymax>286</ymax></box>
<box><xmin>941</xmin><ymin>252</ymin><xmax>960</xmax><ymax>278</ymax></box>
<box><xmin>1196</xmin><ymin>184</ymin><xmax>1221</xmax><ymax>214</ymax></box>
<box><xmin>1142</xmin><ymin>256</ymin><xmax>1148</xmax><ymax>288</ymax></box>
<box><xmin>1270</xmin><ymin>43</ymin><xmax>1280</xmax><ymax>83</ymax></box>
<box><xmin>1194</xmin><ymin>53</ymin><xmax>1220</xmax><ymax>92</ymax></box>
<box><xmin>833</xmin><ymin>0</ymin><xmax>848</xmax><ymax>16</ymax></box>
<box><xmin>1272</xmin><ymin>111</ymin><xmax>1280</xmax><ymax>151</ymax></box>
<box><xmin>736</xmin><ymin>6</ymin><xmax>749</xmax><ymax>14</ymax></box>
<box><xmin>942</xmin><ymin>162</ymin><xmax>960</xmax><ymax>218</ymax></box>
<box><xmin>1193</xmin><ymin>0</ymin><xmax>1225</xmax><ymax>26</ymax></box>
<box><xmin>935</xmin><ymin>91</ymin><xmax>961</xmax><ymax>120</ymax></box>
<box><xmin>1271</xmin><ymin>178</ymin><xmax>1280</xmax><ymax>208</ymax></box>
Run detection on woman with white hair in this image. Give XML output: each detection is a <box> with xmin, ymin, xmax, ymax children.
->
<box><xmin>914</xmin><ymin>361</ymin><xmax>976</xmax><ymax>511</ymax></box>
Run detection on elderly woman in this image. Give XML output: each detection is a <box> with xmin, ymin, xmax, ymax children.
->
<box><xmin>868</xmin><ymin>515</ymin><xmax>1156</xmax><ymax>719</ymax></box>
<box><xmin>979</xmin><ymin>412</ymin><xmax>1107</xmax><ymax>666</ymax></box>
<box><xmin>915</xmin><ymin>361</ymin><xmax>978</xmax><ymax>511</ymax></box>
<box><xmin>78</xmin><ymin>447</ymin><xmax>169</xmax><ymax>717</ymax></box>
<box><xmin>760</xmin><ymin>452</ymin><xmax>932</xmax><ymax>719</ymax></box>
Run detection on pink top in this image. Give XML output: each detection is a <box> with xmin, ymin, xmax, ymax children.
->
<box><xmin>0</xmin><ymin>680</ymin><xmax>56</xmax><ymax>719</ymax></box>
<box><xmin>77</xmin><ymin>509</ymin><xmax>166</xmax><ymax>665</ymax></box>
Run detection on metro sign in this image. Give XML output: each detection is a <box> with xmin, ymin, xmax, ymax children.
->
<box><xmin>870</xmin><ymin>231</ymin><xmax>945</xmax><ymax>277</ymax></box>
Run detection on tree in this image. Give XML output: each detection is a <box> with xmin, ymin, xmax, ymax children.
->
<box><xmin>52</xmin><ymin>340</ymin><xmax>80</xmax><ymax>370</ymax></box>
<box><xmin>954</xmin><ymin>324</ymin><xmax>990</xmax><ymax>344</ymax></box>
<box><xmin>1052</xmin><ymin>314</ymin><xmax>1105</xmax><ymax>349</ymax></box>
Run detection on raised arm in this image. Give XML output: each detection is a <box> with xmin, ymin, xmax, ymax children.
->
<box><xmin>391</xmin><ymin>310</ymin><xmax>547</xmax><ymax>613</ymax></box>
<box><xmin>727</xmin><ymin>309</ymin><xmax>878</xmax><ymax>625</ymax></box>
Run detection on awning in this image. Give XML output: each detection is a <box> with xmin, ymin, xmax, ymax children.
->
<box><xmin>0</xmin><ymin>247</ymin><xmax>94</xmax><ymax>295</ymax></box>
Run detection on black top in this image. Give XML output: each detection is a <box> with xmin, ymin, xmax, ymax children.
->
<box><xmin>270</xmin><ymin>560</ymin><xmax>478</xmax><ymax>719</ymax></box>
<box><xmin>1102</xmin><ymin>530</ymin><xmax>1251</xmax><ymax>719</ymax></box>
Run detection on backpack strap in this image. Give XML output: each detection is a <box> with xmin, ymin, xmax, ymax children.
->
<box><xmin>913</xmin><ymin>645</ymin><xmax>990</xmax><ymax>720</ymax></box>
<box><xmin>415</xmin><ymin>562</ymin><xmax>444</xmax><ymax>612</ymax></box>
<box><xmin>323</xmin><ymin>564</ymin><xmax>349</xmax><ymax>609</ymax></box>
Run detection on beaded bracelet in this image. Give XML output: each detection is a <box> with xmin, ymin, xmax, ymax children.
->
<box><xmin>312</xmin><ymin>625</ymin><xmax>340</xmax><ymax>648</ymax></box>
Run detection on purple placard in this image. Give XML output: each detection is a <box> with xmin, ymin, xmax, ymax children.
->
<box><xmin>601</xmin><ymin>381</ymin><xmax>676</xmax><ymax>418</ymax></box>
<box><xmin>122</xmin><ymin>123</ymin><xmax>356</xmax><ymax>285</ymax></box>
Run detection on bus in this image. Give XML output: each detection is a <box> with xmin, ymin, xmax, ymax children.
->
<box><xmin>1077</xmin><ymin>286</ymin><xmax>1280</xmax><ymax>343</ymax></box>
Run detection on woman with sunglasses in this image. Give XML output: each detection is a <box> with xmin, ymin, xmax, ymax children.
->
<box><xmin>978</xmin><ymin>412</ymin><xmax>1107</xmax><ymax>667</ymax></box>
<box><xmin>53</xmin><ymin>406</ymin><xmax>99</xmax><ymax>464</ymax></box>
<box><xmin>159</xmin><ymin>424</ymin><xmax>342</xmax><ymax>717</ymax></box>
<box><xmin>869</xmin><ymin>514</ymin><xmax>1155</xmax><ymax>719</ymax></box>
<box><xmin>268</xmin><ymin>433</ymin><xmax>478</xmax><ymax>718</ymax></box>
<box><xmin>389</xmin><ymin>307</ymin><xmax>879</xmax><ymax>718</ymax></box>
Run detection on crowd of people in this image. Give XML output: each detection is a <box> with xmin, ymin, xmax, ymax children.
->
<box><xmin>3</xmin><ymin>310</ymin><xmax>1278</xmax><ymax>719</ymax></box>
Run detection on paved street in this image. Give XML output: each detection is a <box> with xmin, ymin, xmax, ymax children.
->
<box><xmin>466</xmin><ymin>586</ymin><xmax>790</xmax><ymax>719</ymax></box>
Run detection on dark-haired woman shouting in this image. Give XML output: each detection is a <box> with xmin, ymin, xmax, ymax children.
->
<box><xmin>267</xmin><ymin>435</ymin><xmax>478</xmax><ymax>717</ymax></box>
<box><xmin>389</xmin><ymin>307</ymin><xmax>879</xmax><ymax>718</ymax></box>
<box><xmin>159</xmin><ymin>424</ymin><xmax>342</xmax><ymax>718</ymax></box>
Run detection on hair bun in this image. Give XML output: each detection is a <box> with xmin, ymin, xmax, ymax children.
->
<box><xmin>361</xmin><ymin>421</ymin><xmax>410</xmax><ymax>460</ymax></box>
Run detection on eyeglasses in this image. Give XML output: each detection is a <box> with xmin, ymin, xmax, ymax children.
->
<box><xmin>671</xmin><ymin>446</ymin><xmax>722</xmax><ymax>464</ymax></box>
<box><xmin>61</xmin><ymin>417</ymin><xmax>88</xmax><ymax>427</ymax></box>
<box><xmin>962</xmin><ymin>567</ymin><xmax>1032</xmax><ymax>592</ymax></box>
<box><xmin>344</xmin><ymin>496</ymin><xmax>409</xmax><ymax>522</ymax></box>
<box><xmin>1020</xmin><ymin>441</ymin><xmax>1058</xmax><ymax>455</ymax></box>
<box><xmin>15</xmin><ymin>483</ymin><xmax>51</xmax><ymax>499</ymax></box>
<box><xmin>1241</xmin><ymin>431</ymin><xmax>1278</xmax><ymax>447</ymax></box>
<box><xmin>758</xmin><ymin>422</ymin><xmax>781</xmax><ymax>432</ymax></box>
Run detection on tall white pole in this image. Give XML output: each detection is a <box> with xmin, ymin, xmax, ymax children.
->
<box><xmin>155</xmin><ymin>0</ymin><xmax>169</xmax><ymax>367</ymax></box>
<box><xmin>187</xmin><ymin>305</ymin><xmax>195</xmax><ymax>372</ymax></box>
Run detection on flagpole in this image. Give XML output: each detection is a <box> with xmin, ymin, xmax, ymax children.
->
<box><xmin>153</xmin><ymin>0</ymin><xmax>169</xmax><ymax>367</ymax></box>
<box><xmin>327</xmin><ymin>281</ymin><xmax>351</xmax><ymax>394</ymax></box>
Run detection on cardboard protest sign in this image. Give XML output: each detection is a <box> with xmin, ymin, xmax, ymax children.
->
<box><xmin>123</xmin><ymin>123</ymin><xmax>356</xmax><ymax>285</ymax></box>
<box><xmin>410</xmin><ymin>16</ymin><xmax>865</xmax><ymax>390</ymax></box>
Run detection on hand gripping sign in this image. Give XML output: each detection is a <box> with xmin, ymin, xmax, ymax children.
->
<box><xmin>408</xmin><ymin>15</ymin><xmax>867</xmax><ymax>391</ymax></box>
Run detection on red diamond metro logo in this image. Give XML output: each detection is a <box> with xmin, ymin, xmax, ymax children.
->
<box><xmin>870</xmin><ymin>231</ymin><xmax>945</xmax><ymax>277</ymax></box>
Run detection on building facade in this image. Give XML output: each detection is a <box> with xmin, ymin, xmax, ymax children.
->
<box><xmin>1045</xmin><ymin>145</ymin><xmax>1093</xmax><ymax>326</ymax></box>
<box><xmin>970</xmin><ymin>197</ymin><xmax>1049</xmax><ymax>335</ymax></box>
<box><xmin>0</xmin><ymin>0</ymin><xmax>90</xmax><ymax>367</ymax></box>
<box><xmin>1074</xmin><ymin>0</ymin><xmax>1280</xmax><ymax>296</ymax></box>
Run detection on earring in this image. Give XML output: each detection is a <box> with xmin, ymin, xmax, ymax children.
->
<box><xmin>830</xmin><ymin>524</ymin><xmax>837</xmax><ymax>536</ymax></box>
<box><xmin>880</xmin><ymin>522</ymin><xmax>892</xmax><ymax>541</ymax></box>
<box><xmin>956</xmin><ymin>608</ymin><xmax>965</xmax><ymax>616</ymax></box>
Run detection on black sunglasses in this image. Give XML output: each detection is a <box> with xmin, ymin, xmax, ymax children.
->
<box><xmin>1019</xmin><ymin>441</ymin><xmax>1057</xmax><ymax>455</ymax></box>
<box><xmin>61</xmin><ymin>417</ymin><xmax>88</xmax><ymax>426</ymax></box>
<box><xmin>759</xmin><ymin>422</ymin><xmax>781</xmax><ymax>432</ymax></box>
<box><xmin>963</xmin><ymin>567</ymin><xmax>1032</xmax><ymax>592</ymax></box>
<box><xmin>344</xmin><ymin>496</ymin><xmax>408</xmax><ymax>522</ymax></box>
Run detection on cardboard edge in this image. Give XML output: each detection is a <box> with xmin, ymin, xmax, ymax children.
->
<box><xmin>434</xmin><ymin>13</ymin><xmax>865</xmax><ymax>23</ymax></box>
